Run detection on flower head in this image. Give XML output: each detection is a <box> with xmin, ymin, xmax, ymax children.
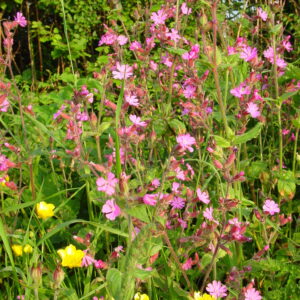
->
<box><xmin>36</xmin><ymin>201</ymin><xmax>55</xmax><ymax>219</ymax></box>
<box><xmin>102</xmin><ymin>199</ymin><xmax>121</xmax><ymax>220</ymax></box>
<box><xmin>23</xmin><ymin>244</ymin><xmax>33</xmax><ymax>253</ymax></box>
<box><xmin>112</xmin><ymin>62</ymin><xmax>133</xmax><ymax>80</ymax></box>
<box><xmin>244</xmin><ymin>287</ymin><xmax>262</xmax><ymax>300</ymax></box>
<box><xmin>134</xmin><ymin>292</ymin><xmax>149</xmax><ymax>300</ymax></box>
<box><xmin>150</xmin><ymin>9</ymin><xmax>168</xmax><ymax>25</ymax></box>
<box><xmin>57</xmin><ymin>244</ymin><xmax>85</xmax><ymax>268</ymax></box>
<box><xmin>193</xmin><ymin>292</ymin><xmax>216</xmax><ymax>300</ymax></box>
<box><xmin>263</xmin><ymin>199</ymin><xmax>280</xmax><ymax>215</ymax></box>
<box><xmin>12</xmin><ymin>244</ymin><xmax>23</xmax><ymax>256</ymax></box>
<box><xmin>246</xmin><ymin>102</ymin><xmax>260</xmax><ymax>118</ymax></box>
<box><xmin>96</xmin><ymin>172</ymin><xmax>118</xmax><ymax>196</ymax></box>
<box><xmin>129</xmin><ymin>114</ymin><xmax>147</xmax><ymax>127</ymax></box>
<box><xmin>196</xmin><ymin>188</ymin><xmax>210</xmax><ymax>204</ymax></box>
<box><xmin>176</xmin><ymin>133</ymin><xmax>196</xmax><ymax>153</ymax></box>
<box><xmin>240</xmin><ymin>46</ymin><xmax>257</xmax><ymax>62</ymax></box>
<box><xmin>181</xmin><ymin>3</ymin><xmax>192</xmax><ymax>15</ymax></box>
<box><xmin>257</xmin><ymin>8</ymin><xmax>268</xmax><ymax>21</ymax></box>
<box><xmin>14</xmin><ymin>12</ymin><xmax>27</xmax><ymax>27</ymax></box>
<box><xmin>170</xmin><ymin>196</ymin><xmax>185</xmax><ymax>209</ymax></box>
<box><xmin>206</xmin><ymin>280</ymin><xmax>228</xmax><ymax>298</ymax></box>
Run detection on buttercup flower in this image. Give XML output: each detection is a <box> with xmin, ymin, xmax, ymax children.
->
<box><xmin>23</xmin><ymin>244</ymin><xmax>33</xmax><ymax>253</ymax></box>
<box><xmin>36</xmin><ymin>201</ymin><xmax>55</xmax><ymax>219</ymax></box>
<box><xmin>12</xmin><ymin>244</ymin><xmax>23</xmax><ymax>256</ymax></box>
<box><xmin>193</xmin><ymin>292</ymin><xmax>216</xmax><ymax>300</ymax></box>
<box><xmin>134</xmin><ymin>292</ymin><xmax>149</xmax><ymax>300</ymax></box>
<box><xmin>57</xmin><ymin>244</ymin><xmax>85</xmax><ymax>268</ymax></box>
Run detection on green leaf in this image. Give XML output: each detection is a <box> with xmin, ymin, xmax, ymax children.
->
<box><xmin>278</xmin><ymin>170</ymin><xmax>296</xmax><ymax>199</ymax></box>
<box><xmin>166</xmin><ymin>47</ymin><xmax>187</xmax><ymax>56</ymax></box>
<box><xmin>127</xmin><ymin>205</ymin><xmax>150</xmax><ymax>223</ymax></box>
<box><xmin>279</xmin><ymin>90</ymin><xmax>299</xmax><ymax>103</ymax></box>
<box><xmin>107</xmin><ymin>268</ymin><xmax>122</xmax><ymax>299</ymax></box>
<box><xmin>233</xmin><ymin>122</ymin><xmax>263</xmax><ymax>144</ymax></box>
<box><xmin>214</xmin><ymin>135</ymin><xmax>231</xmax><ymax>148</ymax></box>
<box><xmin>168</xmin><ymin>119</ymin><xmax>186</xmax><ymax>135</ymax></box>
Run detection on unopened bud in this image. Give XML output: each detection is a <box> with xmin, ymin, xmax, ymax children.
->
<box><xmin>53</xmin><ymin>266</ymin><xmax>65</xmax><ymax>288</ymax></box>
<box><xmin>31</xmin><ymin>265</ymin><xmax>42</xmax><ymax>286</ymax></box>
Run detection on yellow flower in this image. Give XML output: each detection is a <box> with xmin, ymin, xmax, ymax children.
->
<box><xmin>57</xmin><ymin>244</ymin><xmax>85</xmax><ymax>268</ymax></box>
<box><xmin>36</xmin><ymin>201</ymin><xmax>55</xmax><ymax>219</ymax></box>
<box><xmin>193</xmin><ymin>292</ymin><xmax>216</xmax><ymax>300</ymax></box>
<box><xmin>1</xmin><ymin>175</ymin><xmax>9</xmax><ymax>186</ymax></box>
<box><xmin>134</xmin><ymin>292</ymin><xmax>149</xmax><ymax>300</ymax></box>
<box><xmin>12</xmin><ymin>244</ymin><xmax>23</xmax><ymax>256</ymax></box>
<box><xmin>23</xmin><ymin>244</ymin><xmax>33</xmax><ymax>253</ymax></box>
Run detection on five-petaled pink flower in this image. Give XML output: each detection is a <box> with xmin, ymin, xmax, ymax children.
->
<box><xmin>102</xmin><ymin>199</ymin><xmax>121</xmax><ymax>221</ymax></box>
<box><xmin>96</xmin><ymin>172</ymin><xmax>118</xmax><ymax>196</ymax></box>
<box><xmin>196</xmin><ymin>188</ymin><xmax>210</xmax><ymax>204</ymax></box>
<box><xmin>176</xmin><ymin>133</ymin><xmax>196</xmax><ymax>153</ymax></box>
<box><xmin>206</xmin><ymin>280</ymin><xmax>228</xmax><ymax>298</ymax></box>
<box><xmin>203</xmin><ymin>207</ymin><xmax>216</xmax><ymax>222</ymax></box>
<box><xmin>244</xmin><ymin>287</ymin><xmax>262</xmax><ymax>300</ymax></box>
<box><xmin>125</xmin><ymin>94</ymin><xmax>139</xmax><ymax>107</ymax></box>
<box><xmin>129</xmin><ymin>115</ymin><xmax>147</xmax><ymax>127</ymax></box>
<box><xmin>181</xmin><ymin>2</ymin><xmax>192</xmax><ymax>15</ymax></box>
<box><xmin>170</xmin><ymin>196</ymin><xmax>185</xmax><ymax>209</ymax></box>
<box><xmin>112</xmin><ymin>62</ymin><xmax>133</xmax><ymax>80</ymax></box>
<box><xmin>240</xmin><ymin>46</ymin><xmax>257</xmax><ymax>62</ymax></box>
<box><xmin>150</xmin><ymin>9</ymin><xmax>168</xmax><ymax>25</ymax></box>
<box><xmin>263</xmin><ymin>199</ymin><xmax>280</xmax><ymax>215</ymax></box>
<box><xmin>257</xmin><ymin>8</ymin><xmax>268</xmax><ymax>21</ymax></box>
<box><xmin>14</xmin><ymin>12</ymin><xmax>27</xmax><ymax>27</ymax></box>
<box><xmin>246</xmin><ymin>102</ymin><xmax>260</xmax><ymax>118</ymax></box>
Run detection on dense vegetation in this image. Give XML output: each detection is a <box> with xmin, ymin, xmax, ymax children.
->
<box><xmin>0</xmin><ymin>0</ymin><xmax>299</xmax><ymax>299</ymax></box>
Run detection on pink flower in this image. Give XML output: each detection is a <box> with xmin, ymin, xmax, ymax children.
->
<box><xmin>94</xmin><ymin>259</ymin><xmax>107</xmax><ymax>269</ymax></box>
<box><xmin>175</xmin><ymin>167</ymin><xmax>186</xmax><ymax>180</ymax></box>
<box><xmin>0</xmin><ymin>96</ymin><xmax>9</xmax><ymax>112</ymax></box>
<box><xmin>170</xmin><ymin>196</ymin><xmax>185</xmax><ymax>209</ymax></box>
<box><xmin>129</xmin><ymin>115</ymin><xmax>147</xmax><ymax>127</ymax></box>
<box><xmin>182</xmin><ymin>258</ymin><xmax>193</xmax><ymax>270</ymax></box>
<box><xmin>282</xmin><ymin>36</ymin><xmax>293</xmax><ymax>52</ymax></box>
<box><xmin>112</xmin><ymin>62</ymin><xmax>133</xmax><ymax>80</ymax></box>
<box><xmin>245</xmin><ymin>287</ymin><xmax>262</xmax><ymax>300</ymax></box>
<box><xmin>257</xmin><ymin>8</ymin><xmax>268</xmax><ymax>21</ymax></box>
<box><xmin>125</xmin><ymin>94</ymin><xmax>139</xmax><ymax>107</ymax></box>
<box><xmin>182</xmin><ymin>44</ymin><xmax>200</xmax><ymax>60</ymax></box>
<box><xmin>203</xmin><ymin>207</ymin><xmax>215</xmax><ymax>222</ymax></box>
<box><xmin>117</xmin><ymin>35</ymin><xmax>128</xmax><ymax>46</ymax></box>
<box><xmin>246</xmin><ymin>102</ymin><xmax>260</xmax><ymax>118</ymax></box>
<box><xmin>263</xmin><ymin>47</ymin><xmax>274</xmax><ymax>60</ymax></box>
<box><xmin>14</xmin><ymin>12</ymin><xmax>27</xmax><ymax>27</ymax></box>
<box><xmin>240</xmin><ymin>46</ymin><xmax>257</xmax><ymax>62</ymax></box>
<box><xmin>0</xmin><ymin>155</ymin><xmax>15</xmax><ymax>171</ymax></box>
<box><xmin>151</xmin><ymin>179</ymin><xmax>160</xmax><ymax>188</ymax></box>
<box><xmin>196</xmin><ymin>188</ymin><xmax>210</xmax><ymax>204</ymax></box>
<box><xmin>81</xmin><ymin>251</ymin><xmax>96</xmax><ymax>267</ymax></box>
<box><xmin>98</xmin><ymin>32</ymin><xmax>117</xmax><ymax>46</ymax></box>
<box><xmin>263</xmin><ymin>199</ymin><xmax>280</xmax><ymax>215</ymax></box>
<box><xmin>181</xmin><ymin>3</ymin><xmax>192</xmax><ymax>15</ymax></box>
<box><xmin>143</xmin><ymin>194</ymin><xmax>158</xmax><ymax>206</ymax></box>
<box><xmin>172</xmin><ymin>182</ymin><xmax>180</xmax><ymax>193</ymax></box>
<box><xmin>150</xmin><ymin>60</ymin><xmax>158</xmax><ymax>71</ymax></box>
<box><xmin>183</xmin><ymin>84</ymin><xmax>196</xmax><ymax>99</ymax></box>
<box><xmin>176</xmin><ymin>133</ymin><xmax>196</xmax><ymax>153</ymax></box>
<box><xmin>102</xmin><ymin>199</ymin><xmax>121</xmax><ymax>220</ymax></box>
<box><xmin>230</xmin><ymin>83</ymin><xmax>251</xmax><ymax>98</ymax></box>
<box><xmin>150</xmin><ymin>9</ymin><xmax>168</xmax><ymax>25</ymax></box>
<box><xmin>130</xmin><ymin>41</ymin><xmax>142</xmax><ymax>51</ymax></box>
<box><xmin>228</xmin><ymin>46</ymin><xmax>237</xmax><ymax>55</ymax></box>
<box><xmin>206</xmin><ymin>280</ymin><xmax>228</xmax><ymax>298</ymax></box>
<box><xmin>96</xmin><ymin>172</ymin><xmax>118</xmax><ymax>196</ymax></box>
<box><xmin>166</xmin><ymin>28</ymin><xmax>181</xmax><ymax>43</ymax></box>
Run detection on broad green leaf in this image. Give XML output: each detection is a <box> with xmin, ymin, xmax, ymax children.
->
<box><xmin>168</xmin><ymin>119</ymin><xmax>186</xmax><ymax>135</ymax></box>
<box><xmin>278</xmin><ymin>170</ymin><xmax>296</xmax><ymax>199</ymax></box>
<box><xmin>107</xmin><ymin>268</ymin><xmax>122</xmax><ymax>299</ymax></box>
<box><xmin>127</xmin><ymin>205</ymin><xmax>150</xmax><ymax>223</ymax></box>
<box><xmin>214</xmin><ymin>135</ymin><xmax>231</xmax><ymax>148</ymax></box>
<box><xmin>233</xmin><ymin>122</ymin><xmax>263</xmax><ymax>144</ymax></box>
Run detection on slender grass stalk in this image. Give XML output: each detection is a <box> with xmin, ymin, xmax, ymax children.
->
<box><xmin>60</xmin><ymin>0</ymin><xmax>77</xmax><ymax>88</ymax></box>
